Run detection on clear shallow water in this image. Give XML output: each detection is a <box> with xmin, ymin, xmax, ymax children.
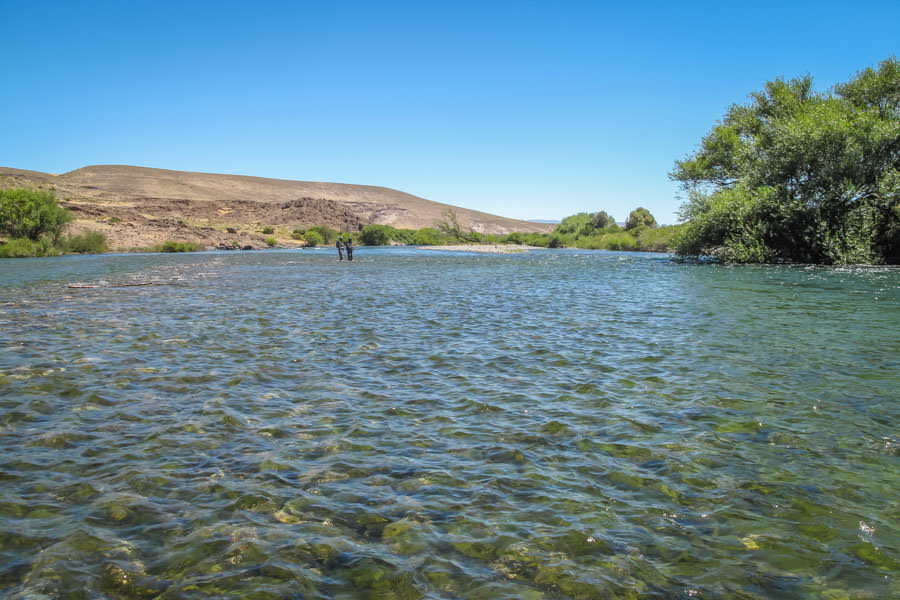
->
<box><xmin>1</xmin><ymin>247</ymin><xmax>898</xmax><ymax>599</ymax></box>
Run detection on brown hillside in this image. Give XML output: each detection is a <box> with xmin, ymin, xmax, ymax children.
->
<box><xmin>0</xmin><ymin>165</ymin><xmax>553</xmax><ymax>249</ymax></box>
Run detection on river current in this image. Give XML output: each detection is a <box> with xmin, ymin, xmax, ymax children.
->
<box><xmin>1</xmin><ymin>247</ymin><xmax>898</xmax><ymax>599</ymax></box>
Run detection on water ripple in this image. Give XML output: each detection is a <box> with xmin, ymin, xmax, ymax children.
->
<box><xmin>1</xmin><ymin>249</ymin><xmax>898</xmax><ymax>598</ymax></box>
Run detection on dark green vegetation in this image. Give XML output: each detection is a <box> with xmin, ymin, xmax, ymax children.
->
<box><xmin>156</xmin><ymin>241</ymin><xmax>206</xmax><ymax>253</ymax></box>
<box><xmin>672</xmin><ymin>57</ymin><xmax>900</xmax><ymax>264</ymax></box>
<box><xmin>0</xmin><ymin>188</ymin><xmax>71</xmax><ymax>242</ymax></box>
<box><xmin>62</xmin><ymin>231</ymin><xmax>108</xmax><ymax>254</ymax></box>
<box><xmin>135</xmin><ymin>241</ymin><xmax>206</xmax><ymax>253</ymax></box>
<box><xmin>291</xmin><ymin>225</ymin><xmax>342</xmax><ymax>247</ymax></box>
<box><xmin>0</xmin><ymin>188</ymin><xmax>71</xmax><ymax>257</ymax></box>
<box><xmin>359</xmin><ymin>223</ymin><xmax>460</xmax><ymax>247</ymax></box>
<box><xmin>0</xmin><ymin>188</ymin><xmax>111</xmax><ymax>257</ymax></box>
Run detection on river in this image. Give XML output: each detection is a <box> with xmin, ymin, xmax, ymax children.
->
<box><xmin>1</xmin><ymin>248</ymin><xmax>898</xmax><ymax>598</ymax></box>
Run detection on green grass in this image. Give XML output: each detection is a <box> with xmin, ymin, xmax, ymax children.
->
<box><xmin>0</xmin><ymin>237</ymin><xmax>58</xmax><ymax>258</ymax></box>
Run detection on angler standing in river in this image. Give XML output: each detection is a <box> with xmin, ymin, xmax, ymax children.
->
<box><xmin>345</xmin><ymin>237</ymin><xmax>355</xmax><ymax>261</ymax></box>
<box><xmin>336</xmin><ymin>235</ymin><xmax>344</xmax><ymax>261</ymax></box>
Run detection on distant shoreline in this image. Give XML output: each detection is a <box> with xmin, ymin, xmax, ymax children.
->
<box><xmin>418</xmin><ymin>244</ymin><xmax>538</xmax><ymax>253</ymax></box>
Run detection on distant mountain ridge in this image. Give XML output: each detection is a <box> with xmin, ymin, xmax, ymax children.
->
<box><xmin>0</xmin><ymin>165</ymin><xmax>553</xmax><ymax>249</ymax></box>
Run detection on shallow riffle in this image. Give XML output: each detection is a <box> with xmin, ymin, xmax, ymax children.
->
<box><xmin>1</xmin><ymin>248</ymin><xmax>898</xmax><ymax>598</ymax></box>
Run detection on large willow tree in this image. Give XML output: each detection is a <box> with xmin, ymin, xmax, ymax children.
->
<box><xmin>671</xmin><ymin>58</ymin><xmax>900</xmax><ymax>264</ymax></box>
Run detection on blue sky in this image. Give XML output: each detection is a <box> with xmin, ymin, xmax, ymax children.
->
<box><xmin>1</xmin><ymin>1</ymin><xmax>898</xmax><ymax>224</ymax></box>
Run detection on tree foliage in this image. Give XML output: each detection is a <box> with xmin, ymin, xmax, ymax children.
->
<box><xmin>556</xmin><ymin>212</ymin><xmax>592</xmax><ymax>235</ymax></box>
<box><xmin>360</xmin><ymin>224</ymin><xmax>393</xmax><ymax>246</ymax></box>
<box><xmin>625</xmin><ymin>207</ymin><xmax>657</xmax><ymax>231</ymax></box>
<box><xmin>0</xmin><ymin>188</ymin><xmax>72</xmax><ymax>242</ymax></box>
<box><xmin>671</xmin><ymin>57</ymin><xmax>900</xmax><ymax>263</ymax></box>
<box><xmin>548</xmin><ymin>209</ymin><xmax>677</xmax><ymax>251</ymax></box>
<box><xmin>591</xmin><ymin>211</ymin><xmax>616</xmax><ymax>229</ymax></box>
<box><xmin>305</xmin><ymin>225</ymin><xmax>340</xmax><ymax>246</ymax></box>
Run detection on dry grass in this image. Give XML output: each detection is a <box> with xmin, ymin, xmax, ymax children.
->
<box><xmin>0</xmin><ymin>165</ymin><xmax>552</xmax><ymax>250</ymax></box>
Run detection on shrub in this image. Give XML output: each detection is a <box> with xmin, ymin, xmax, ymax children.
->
<box><xmin>291</xmin><ymin>230</ymin><xmax>304</xmax><ymax>240</ymax></box>
<box><xmin>602</xmin><ymin>232</ymin><xmax>639</xmax><ymax>250</ymax></box>
<box><xmin>412</xmin><ymin>227</ymin><xmax>444</xmax><ymax>245</ymax></box>
<box><xmin>600</xmin><ymin>233</ymin><xmax>633</xmax><ymax>250</ymax></box>
<box><xmin>303</xmin><ymin>230</ymin><xmax>323</xmax><ymax>246</ymax></box>
<box><xmin>64</xmin><ymin>230</ymin><xmax>108</xmax><ymax>254</ymax></box>
<box><xmin>391</xmin><ymin>228</ymin><xmax>416</xmax><ymax>245</ymax></box>
<box><xmin>556</xmin><ymin>213</ymin><xmax>592</xmax><ymax>235</ymax></box>
<box><xmin>306</xmin><ymin>225</ymin><xmax>340</xmax><ymax>245</ymax></box>
<box><xmin>155</xmin><ymin>241</ymin><xmax>205</xmax><ymax>252</ymax></box>
<box><xmin>265</xmin><ymin>237</ymin><xmax>277</xmax><ymax>247</ymax></box>
<box><xmin>575</xmin><ymin>232</ymin><xmax>639</xmax><ymax>250</ymax></box>
<box><xmin>636</xmin><ymin>225</ymin><xmax>681</xmax><ymax>252</ymax></box>
<box><xmin>360</xmin><ymin>224</ymin><xmax>392</xmax><ymax>246</ymax></box>
<box><xmin>262</xmin><ymin>226</ymin><xmax>274</xmax><ymax>234</ymax></box>
<box><xmin>0</xmin><ymin>188</ymin><xmax>72</xmax><ymax>241</ymax></box>
<box><xmin>503</xmin><ymin>232</ymin><xmax>524</xmax><ymax>245</ymax></box>
<box><xmin>0</xmin><ymin>236</ymin><xmax>58</xmax><ymax>258</ymax></box>
<box><xmin>522</xmin><ymin>232</ymin><xmax>551</xmax><ymax>247</ymax></box>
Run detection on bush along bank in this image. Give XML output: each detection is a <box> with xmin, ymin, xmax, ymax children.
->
<box><xmin>0</xmin><ymin>188</ymin><xmax>113</xmax><ymax>257</ymax></box>
<box><xmin>353</xmin><ymin>209</ymin><xmax>682</xmax><ymax>252</ymax></box>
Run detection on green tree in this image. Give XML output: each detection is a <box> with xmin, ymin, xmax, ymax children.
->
<box><xmin>556</xmin><ymin>212</ymin><xmax>592</xmax><ymax>235</ymax></box>
<box><xmin>359</xmin><ymin>224</ymin><xmax>392</xmax><ymax>246</ymax></box>
<box><xmin>591</xmin><ymin>211</ymin><xmax>616</xmax><ymax>229</ymax></box>
<box><xmin>671</xmin><ymin>57</ymin><xmax>900</xmax><ymax>264</ymax></box>
<box><xmin>625</xmin><ymin>207</ymin><xmax>657</xmax><ymax>231</ymax></box>
<box><xmin>0</xmin><ymin>188</ymin><xmax>72</xmax><ymax>241</ymax></box>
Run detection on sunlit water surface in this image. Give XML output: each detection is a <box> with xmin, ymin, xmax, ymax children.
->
<box><xmin>1</xmin><ymin>248</ymin><xmax>898</xmax><ymax>599</ymax></box>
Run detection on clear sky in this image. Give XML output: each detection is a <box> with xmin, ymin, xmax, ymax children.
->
<box><xmin>1</xmin><ymin>1</ymin><xmax>898</xmax><ymax>224</ymax></box>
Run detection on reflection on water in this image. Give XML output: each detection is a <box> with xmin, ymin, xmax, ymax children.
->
<box><xmin>1</xmin><ymin>248</ymin><xmax>898</xmax><ymax>598</ymax></box>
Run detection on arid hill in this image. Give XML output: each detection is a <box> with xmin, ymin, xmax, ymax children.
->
<box><xmin>0</xmin><ymin>165</ymin><xmax>553</xmax><ymax>249</ymax></box>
